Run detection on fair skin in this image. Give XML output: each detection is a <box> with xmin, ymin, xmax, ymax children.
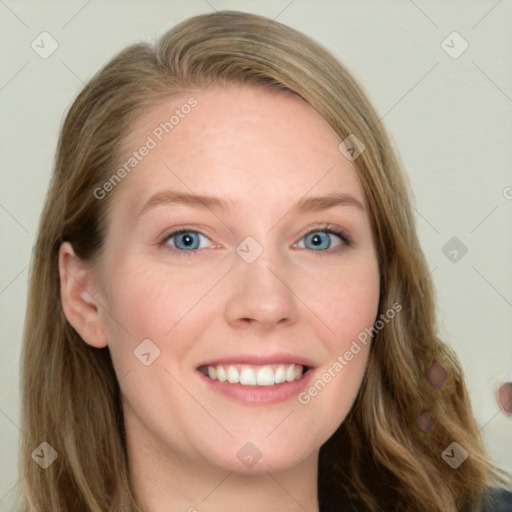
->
<box><xmin>59</xmin><ymin>85</ymin><xmax>380</xmax><ymax>512</ymax></box>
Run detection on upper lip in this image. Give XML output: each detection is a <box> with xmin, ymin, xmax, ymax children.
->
<box><xmin>197</xmin><ymin>353</ymin><xmax>316</xmax><ymax>369</ymax></box>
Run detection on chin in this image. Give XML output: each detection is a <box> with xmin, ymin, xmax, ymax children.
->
<box><xmin>202</xmin><ymin>435</ymin><xmax>320</xmax><ymax>475</ymax></box>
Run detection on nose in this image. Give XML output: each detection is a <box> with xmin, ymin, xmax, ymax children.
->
<box><xmin>223</xmin><ymin>246</ymin><xmax>300</xmax><ymax>332</ymax></box>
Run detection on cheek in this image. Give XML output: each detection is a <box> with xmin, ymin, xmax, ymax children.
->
<box><xmin>295</xmin><ymin>257</ymin><xmax>379</xmax><ymax>420</ymax></box>
<box><xmin>307</xmin><ymin>351</ymin><xmax>370</xmax><ymax>433</ymax></box>
<box><xmin>117</xmin><ymin>258</ymin><xmax>208</xmax><ymax>318</ymax></box>
<box><xmin>99</xmin><ymin>258</ymin><xmax>216</xmax><ymax>364</ymax></box>
<box><xmin>304</xmin><ymin>257</ymin><xmax>380</xmax><ymax>348</ymax></box>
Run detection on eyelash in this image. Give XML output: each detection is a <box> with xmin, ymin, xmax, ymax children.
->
<box><xmin>158</xmin><ymin>223</ymin><xmax>352</xmax><ymax>258</ymax></box>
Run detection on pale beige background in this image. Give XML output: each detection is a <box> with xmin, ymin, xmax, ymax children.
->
<box><xmin>1</xmin><ymin>0</ymin><xmax>511</xmax><ymax>508</ymax></box>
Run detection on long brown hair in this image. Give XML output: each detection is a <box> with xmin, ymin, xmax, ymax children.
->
<box><xmin>18</xmin><ymin>10</ymin><xmax>511</xmax><ymax>511</ymax></box>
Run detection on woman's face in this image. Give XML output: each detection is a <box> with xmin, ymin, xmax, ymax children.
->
<box><xmin>83</xmin><ymin>85</ymin><xmax>380</xmax><ymax>474</ymax></box>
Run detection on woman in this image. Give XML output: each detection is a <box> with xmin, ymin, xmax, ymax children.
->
<box><xmin>18</xmin><ymin>10</ymin><xmax>512</xmax><ymax>512</ymax></box>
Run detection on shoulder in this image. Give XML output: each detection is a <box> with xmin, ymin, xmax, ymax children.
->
<box><xmin>479</xmin><ymin>487</ymin><xmax>512</xmax><ymax>512</ymax></box>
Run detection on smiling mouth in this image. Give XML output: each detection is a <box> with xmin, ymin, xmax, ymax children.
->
<box><xmin>198</xmin><ymin>363</ymin><xmax>311</xmax><ymax>386</ymax></box>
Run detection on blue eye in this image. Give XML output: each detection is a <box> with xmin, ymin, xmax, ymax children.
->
<box><xmin>303</xmin><ymin>231</ymin><xmax>342</xmax><ymax>251</ymax></box>
<box><xmin>160</xmin><ymin>224</ymin><xmax>351</xmax><ymax>257</ymax></box>
<box><xmin>163</xmin><ymin>230</ymin><xmax>210</xmax><ymax>252</ymax></box>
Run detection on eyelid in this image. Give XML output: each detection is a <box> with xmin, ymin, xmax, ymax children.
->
<box><xmin>158</xmin><ymin>222</ymin><xmax>352</xmax><ymax>256</ymax></box>
<box><xmin>158</xmin><ymin>227</ymin><xmax>217</xmax><ymax>254</ymax></box>
<box><xmin>299</xmin><ymin>222</ymin><xmax>352</xmax><ymax>246</ymax></box>
<box><xmin>158</xmin><ymin>223</ymin><xmax>216</xmax><ymax>243</ymax></box>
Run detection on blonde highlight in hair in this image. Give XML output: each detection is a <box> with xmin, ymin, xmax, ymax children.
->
<box><xmin>18</xmin><ymin>10</ymin><xmax>511</xmax><ymax>511</ymax></box>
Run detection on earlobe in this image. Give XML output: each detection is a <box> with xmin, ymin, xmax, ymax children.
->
<box><xmin>58</xmin><ymin>241</ymin><xmax>108</xmax><ymax>348</ymax></box>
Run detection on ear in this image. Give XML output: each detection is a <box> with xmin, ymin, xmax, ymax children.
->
<box><xmin>58</xmin><ymin>241</ymin><xmax>108</xmax><ymax>348</ymax></box>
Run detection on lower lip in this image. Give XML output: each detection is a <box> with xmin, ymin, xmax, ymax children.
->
<box><xmin>197</xmin><ymin>369</ymin><xmax>315</xmax><ymax>404</ymax></box>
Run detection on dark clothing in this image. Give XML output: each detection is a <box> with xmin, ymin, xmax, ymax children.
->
<box><xmin>479</xmin><ymin>487</ymin><xmax>512</xmax><ymax>512</ymax></box>
<box><xmin>319</xmin><ymin>486</ymin><xmax>512</xmax><ymax>511</ymax></box>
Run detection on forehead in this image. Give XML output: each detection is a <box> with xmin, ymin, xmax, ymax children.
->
<box><xmin>111</xmin><ymin>84</ymin><xmax>365</xmax><ymax>217</ymax></box>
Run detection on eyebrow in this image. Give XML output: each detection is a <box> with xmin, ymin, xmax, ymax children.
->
<box><xmin>137</xmin><ymin>189</ymin><xmax>365</xmax><ymax>218</ymax></box>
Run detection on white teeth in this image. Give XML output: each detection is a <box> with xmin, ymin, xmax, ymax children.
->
<box><xmin>216</xmin><ymin>366</ymin><xmax>227</xmax><ymax>382</ymax></box>
<box><xmin>239</xmin><ymin>368</ymin><xmax>257</xmax><ymax>385</ymax></box>
<box><xmin>203</xmin><ymin>363</ymin><xmax>305</xmax><ymax>386</ymax></box>
<box><xmin>286</xmin><ymin>364</ymin><xmax>296</xmax><ymax>382</ymax></box>
<box><xmin>274</xmin><ymin>365</ymin><xmax>286</xmax><ymax>384</ymax></box>
<box><xmin>227</xmin><ymin>365</ymin><xmax>239</xmax><ymax>383</ymax></box>
<box><xmin>256</xmin><ymin>366</ymin><xmax>275</xmax><ymax>386</ymax></box>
